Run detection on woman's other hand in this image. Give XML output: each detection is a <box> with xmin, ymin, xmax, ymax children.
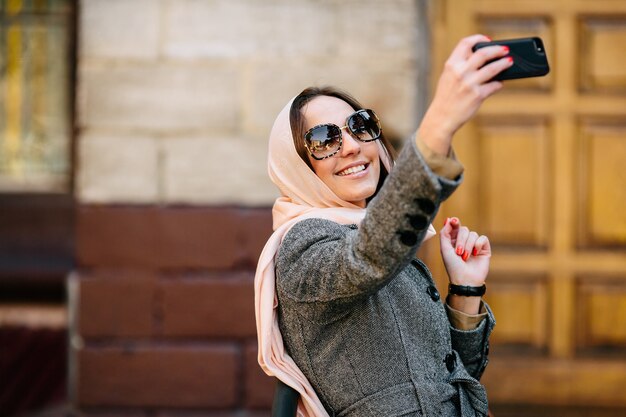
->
<box><xmin>440</xmin><ymin>217</ymin><xmax>491</xmax><ymax>286</ymax></box>
<box><xmin>440</xmin><ymin>217</ymin><xmax>491</xmax><ymax>314</ymax></box>
<box><xmin>418</xmin><ymin>34</ymin><xmax>513</xmax><ymax>156</ymax></box>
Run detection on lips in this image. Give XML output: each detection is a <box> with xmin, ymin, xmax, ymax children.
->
<box><xmin>336</xmin><ymin>162</ymin><xmax>369</xmax><ymax>176</ymax></box>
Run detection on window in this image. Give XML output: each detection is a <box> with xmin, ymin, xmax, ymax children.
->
<box><xmin>1</xmin><ymin>0</ymin><xmax>73</xmax><ymax>192</ymax></box>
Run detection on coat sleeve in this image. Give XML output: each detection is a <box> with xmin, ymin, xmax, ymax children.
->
<box><xmin>449</xmin><ymin>302</ymin><xmax>496</xmax><ymax>380</ymax></box>
<box><xmin>276</xmin><ymin>138</ymin><xmax>461</xmax><ymax>317</ymax></box>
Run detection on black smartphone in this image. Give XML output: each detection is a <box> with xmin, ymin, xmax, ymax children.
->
<box><xmin>472</xmin><ymin>37</ymin><xmax>550</xmax><ymax>81</ymax></box>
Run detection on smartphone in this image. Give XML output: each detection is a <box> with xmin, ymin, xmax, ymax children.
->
<box><xmin>472</xmin><ymin>37</ymin><xmax>550</xmax><ymax>81</ymax></box>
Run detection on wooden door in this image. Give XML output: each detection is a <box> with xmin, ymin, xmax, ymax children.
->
<box><xmin>426</xmin><ymin>0</ymin><xmax>626</xmax><ymax>410</ymax></box>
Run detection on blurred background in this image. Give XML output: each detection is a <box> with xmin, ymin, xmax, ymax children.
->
<box><xmin>1</xmin><ymin>0</ymin><xmax>625</xmax><ymax>416</ymax></box>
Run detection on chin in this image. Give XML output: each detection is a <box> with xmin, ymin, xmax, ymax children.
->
<box><xmin>345</xmin><ymin>188</ymin><xmax>377</xmax><ymax>206</ymax></box>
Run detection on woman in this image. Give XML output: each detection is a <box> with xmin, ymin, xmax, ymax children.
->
<box><xmin>255</xmin><ymin>34</ymin><xmax>512</xmax><ymax>417</ymax></box>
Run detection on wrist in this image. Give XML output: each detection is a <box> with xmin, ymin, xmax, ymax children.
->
<box><xmin>418</xmin><ymin>111</ymin><xmax>453</xmax><ymax>156</ymax></box>
<box><xmin>448</xmin><ymin>283</ymin><xmax>486</xmax><ymax>297</ymax></box>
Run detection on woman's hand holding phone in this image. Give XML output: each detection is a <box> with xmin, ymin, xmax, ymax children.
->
<box><xmin>472</xmin><ymin>37</ymin><xmax>550</xmax><ymax>81</ymax></box>
<box><xmin>418</xmin><ymin>34</ymin><xmax>513</xmax><ymax>157</ymax></box>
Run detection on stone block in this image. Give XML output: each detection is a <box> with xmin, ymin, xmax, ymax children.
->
<box><xmin>77</xmin><ymin>132</ymin><xmax>159</xmax><ymax>204</ymax></box>
<box><xmin>335</xmin><ymin>0</ymin><xmax>418</xmax><ymax>61</ymax></box>
<box><xmin>161</xmin><ymin>135</ymin><xmax>277</xmax><ymax>205</ymax></box>
<box><xmin>163</xmin><ymin>0</ymin><xmax>337</xmax><ymax>59</ymax></box>
<box><xmin>77</xmin><ymin>345</ymin><xmax>238</xmax><ymax>407</ymax></box>
<box><xmin>80</xmin><ymin>0</ymin><xmax>161</xmax><ymax>60</ymax></box>
<box><xmin>160</xmin><ymin>273</ymin><xmax>255</xmax><ymax>338</ymax></box>
<box><xmin>78</xmin><ymin>64</ymin><xmax>239</xmax><ymax>132</ymax></box>
<box><xmin>245</xmin><ymin>58</ymin><xmax>418</xmax><ymax>142</ymax></box>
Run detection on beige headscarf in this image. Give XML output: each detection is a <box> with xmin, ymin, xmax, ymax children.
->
<box><xmin>254</xmin><ymin>97</ymin><xmax>436</xmax><ymax>416</ymax></box>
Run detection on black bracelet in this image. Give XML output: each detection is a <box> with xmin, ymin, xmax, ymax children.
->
<box><xmin>448</xmin><ymin>283</ymin><xmax>486</xmax><ymax>297</ymax></box>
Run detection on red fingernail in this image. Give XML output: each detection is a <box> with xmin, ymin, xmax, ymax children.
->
<box><xmin>486</xmin><ymin>36</ymin><xmax>492</xmax><ymax>41</ymax></box>
<box><xmin>508</xmin><ymin>56</ymin><xmax>513</xmax><ymax>63</ymax></box>
<box><xmin>472</xmin><ymin>248</ymin><xmax>478</xmax><ymax>256</ymax></box>
<box><xmin>502</xmin><ymin>46</ymin><xmax>509</xmax><ymax>53</ymax></box>
<box><xmin>456</xmin><ymin>246</ymin><xmax>464</xmax><ymax>256</ymax></box>
<box><xmin>462</xmin><ymin>251</ymin><xmax>469</xmax><ymax>261</ymax></box>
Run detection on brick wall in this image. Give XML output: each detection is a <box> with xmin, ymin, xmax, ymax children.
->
<box><xmin>71</xmin><ymin>0</ymin><xmax>428</xmax><ymax>414</ymax></box>
<box><xmin>69</xmin><ymin>206</ymin><xmax>275</xmax><ymax>415</ymax></box>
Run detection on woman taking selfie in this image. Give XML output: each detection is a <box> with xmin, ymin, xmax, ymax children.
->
<box><xmin>255</xmin><ymin>34</ymin><xmax>512</xmax><ymax>417</ymax></box>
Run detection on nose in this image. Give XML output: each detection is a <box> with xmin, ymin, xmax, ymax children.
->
<box><xmin>339</xmin><ymin>128</ymin><xmax>361</xmax><ymax>157</ymax></box>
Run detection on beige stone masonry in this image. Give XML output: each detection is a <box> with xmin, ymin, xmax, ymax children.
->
<box><xmin>78</xmin><ymin>132</ymin><xmax>159</xmax><ymax>203</ymax></box>
<box><xmin>161</xmin><ymin>135</ymin><xmax>273</xmax><ymax>205</ymax></box>
<box><xmin>163</xmin><ymin>0</ymin><xmax>337</xmax><ymax>59</ymax></box>
<box><xmin>78</xmin><ymin>63</ymin><xmax>239</xmax><ymax>132</ymax></box>
<box><xmin>243</xmin><ymin>58</ymin><xmax>419</xmax><ymax>140</ymax></box>
<box><xmin>77</xmin><ymin>0</ymin><xmax>425</xmax><ymax>205</ymax></box>
<box><xmin>80</xmin><ymin>0</ymin><xmax>161</xmax><ymax>60</ymax></box>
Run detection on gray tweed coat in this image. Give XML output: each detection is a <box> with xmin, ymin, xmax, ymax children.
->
<box><xmin>275</xmin><ymin>140</ymin><xmax>495</xmax><ymax>417</ymax></box>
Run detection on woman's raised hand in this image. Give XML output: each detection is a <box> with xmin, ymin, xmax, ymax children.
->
<box><xmin>439</xmin><ymin>217</ymin><xmax>491</xmax><ymax>287</ymax></box>
<box><xmin>418</xmin><ymin>34</ymin><xmax>513</xmax><ymax>156</ymax></box>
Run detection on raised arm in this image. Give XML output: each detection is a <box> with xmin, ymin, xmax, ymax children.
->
<box><xmin>275</xmin><ymin>138</ymin><xmax>459</xmax><ymax>316</ymax></box>
<box><xmin>277</xmin><ymin>34</ymin><xmax>511</xmax><ymax>319</ymax></box>
<box><xmin>419</xmin><ymin>34</ymin><xmax>512</xmax><ymax>156</ymax></box>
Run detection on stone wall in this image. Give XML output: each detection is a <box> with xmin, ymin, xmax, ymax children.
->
<box><xmin>70</xmin><ymin>0</ymin><xmax>429</xmax><ymax>415</ymax></box>
<box><xmin>76</xmin><ymin>0</ymin><xmax>426</xmax><ymax>206</ymax></box>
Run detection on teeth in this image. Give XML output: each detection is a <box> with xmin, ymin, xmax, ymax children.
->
<box><xmin>338</xmin><ymin>164</ymin><xmax>366</xmax><ymax>176</ymax></box>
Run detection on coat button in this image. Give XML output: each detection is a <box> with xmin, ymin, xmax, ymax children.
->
<box><xmin>414</xmin><ymin>198</ymin><xmax>436</xmax><ymax>215</ymax></box>
<box><xmin>427</xmin><ymin>285</ymin><xmax>440</xmax><ymax>301</ymax></box>
<box><xmin>407</xmin><ymin>214</ymin><xmax>428</xmax><ymax>230</ymax></box>
<box><xmin>398</xmin><ymin>230</ymin><xmax>418</xmax><ymax>246</ymax></box>
<box><xmin>481</xmin><ymin>358</ymin><xmax>490</xmax><ymax>374</ymax></box>
<box><xmin>445</xmin><ymin>353</ymin><xmax>456</xmax><ymax>372</ymax></box>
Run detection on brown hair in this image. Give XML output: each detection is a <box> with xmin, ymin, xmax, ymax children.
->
<box><xmin>289</xmin><ymin>86</ymin><xmax>397</xmax><ymax>200</ymax></box>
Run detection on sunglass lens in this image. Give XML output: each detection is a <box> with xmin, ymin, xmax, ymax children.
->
<box><xmin>348</xmin><ymin>110</ymin><xmax>381</xmax><ymax>141</ymax></box>
<box><xmin>305</xmin><ymin>125</ymin><xmax>342</xmax><ymax>159</ymax></box>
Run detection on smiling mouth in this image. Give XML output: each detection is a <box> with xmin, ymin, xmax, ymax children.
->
<box><xmin>336</xmin><ymin>163</ymin><xmax>369</xmax><ymax>176</ymax></box>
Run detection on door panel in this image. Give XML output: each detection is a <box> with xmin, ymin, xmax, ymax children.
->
<box><xmin>580</xmin><ymin>17</ymin><xmax>626</xmax><ymax>92</ymax></box>
<box><xmin>487</xmin><ymin>274</ymin><xmax>549</xmax><ymax>350</ymax></box>
<box><xmin>580</xmin><ymin>121</ymin><xmax>626</xmax><ymax>246</ymax></box>
<box><xmin>430</xmin><ymin>0</ymin><xmax>626</xmax><ymax>408</ymax></box>
<box><xmin>478</xmin><ymin>118</ymin><xmax>551</xmax><ymax>247</ymax></box>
